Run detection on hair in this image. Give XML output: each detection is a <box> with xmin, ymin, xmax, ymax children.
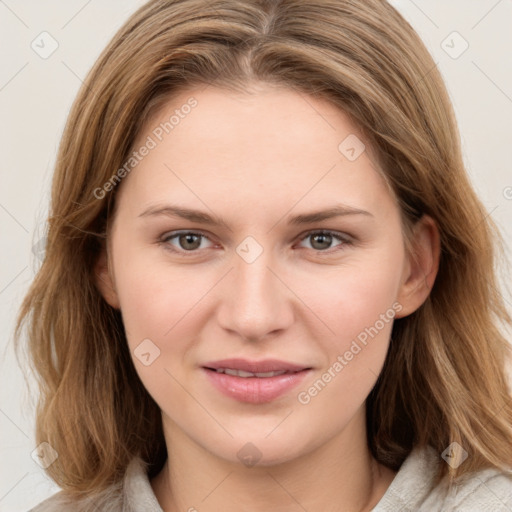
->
<box><xmin>15</xmin><ymin>0</ymin><xmax>512</xmax><ymax>500</ymax></box>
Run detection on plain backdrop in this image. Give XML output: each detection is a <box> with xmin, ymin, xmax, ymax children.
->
<box><xmin>1</xmin><ymin>1</ymin><xmax>511</xmax><ymax>510</ymax></box>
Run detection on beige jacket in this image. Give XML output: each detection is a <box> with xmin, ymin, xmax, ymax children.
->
<box><xmin>29</xmin><ymin>444</ymin><xmax>512</xmax><ymax>511</ymax></box>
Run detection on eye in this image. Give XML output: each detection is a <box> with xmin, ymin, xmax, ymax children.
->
<box><xmin>161</xmin><ymin>231</ymin><xmax>215</xmax><ymax>253</ymax></box>
<box><xmin>297</xmin><ymin>230</ymin><xmax>351</xmax><ymax>252</ymax></box>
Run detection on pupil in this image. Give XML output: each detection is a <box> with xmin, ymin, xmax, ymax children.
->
<box><xmin>313</xmin><ymin>233</ymin><xmax>331</xmax><ymax>250</ymax></box>
<box><xmin>181</xmin><ymin>234</ymin><xmax>200</xmax><ymax>250</ymax></box>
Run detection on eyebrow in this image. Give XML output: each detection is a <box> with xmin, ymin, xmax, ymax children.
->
<box><xmin>138</xmin><ymin>204</ymin><xmax>373</xmax><ymax>228</ymax></box>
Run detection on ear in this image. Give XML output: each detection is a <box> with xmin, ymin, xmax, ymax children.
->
<box><xmin>94</xmin><ymin>246</ymin><xmax>120</xmax><ymax>309</ymax></box>
<box><xmin>394</xmin><ymin>214</ymin><xmax>440</xmax><ymax>319</ymax></box>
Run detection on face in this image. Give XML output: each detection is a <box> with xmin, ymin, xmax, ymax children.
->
<box><xmin>97</xmin><ymin>83</ymin><xmax>437</xmax><ymax>467</ymax></box>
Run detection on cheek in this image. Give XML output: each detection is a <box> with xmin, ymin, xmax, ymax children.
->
<box><xmin>112</xmin><ymin>253</ymin><xmax>208</xmax><ymax>407</ymax></box>
<box><xmin>111</xmin><ymin>234</ymin><xmax>210</xmax><ymax>358</ymax></box>
<box><xmin>296</xmin><ymin>254</ymin><xmax>403</xmax><ymax>347</ymax></box>
<box><xmin>291</xmin><ymin>249</ymin><xmax>404</xmax><ymax>409</ymax></box>
<box><xmin>294</xmin><ymin>270</ymin><xmax>399</xmax><ymax>421</ymax></box>
<box><xmin>116</xmin><ymin>266</ymin><xmax>203</xmax><ymax>346</ymax></box>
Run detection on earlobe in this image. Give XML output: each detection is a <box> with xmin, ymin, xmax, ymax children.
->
<box><xmin>395</xmin><ymin>215</ymin><xmax>440</xmax><ymax>319</ymax></box>
<box><xmin>94</xmin><ymin>248</ymin><xmax>120</xmax><ymax>309</ymax></box>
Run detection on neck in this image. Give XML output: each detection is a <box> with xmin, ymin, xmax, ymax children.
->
<box><xmin>151</xmin><ymin>408</ymin><xmax>396</xmax><ymax>512</ymax></box>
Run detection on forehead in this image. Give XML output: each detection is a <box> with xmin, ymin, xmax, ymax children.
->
<box><xmin>117</xmin><ymin>84</ymin><xmax>397</xmax><ymax>224</ymax></box>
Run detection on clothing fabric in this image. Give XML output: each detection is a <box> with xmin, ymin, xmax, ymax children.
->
<box><xmin>29</xmin><ymin>444</ymin><xmax>512</xmax><ymax>511</ymax></box>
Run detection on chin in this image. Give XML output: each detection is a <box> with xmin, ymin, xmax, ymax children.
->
<box><xmin>203</xmin><ymin>433</ymin><xmax>314</xmax><ymax>469</ymax></box>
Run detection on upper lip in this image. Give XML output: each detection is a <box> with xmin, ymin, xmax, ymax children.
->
<box><xmin>202</xmin><ymin>358</ymin><xmax>311</xmax><ymax>373</ymax></box>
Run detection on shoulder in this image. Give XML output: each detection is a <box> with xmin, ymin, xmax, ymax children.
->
<box><xmin>423</xmin><ymin>464</ymin><xmax>512</xmax><ymax>511</ymax></box>
<box><xmin>28</xmin><ymin>482</ymin><xmax>124</xmax><ymax>512</ymax></box>
<box><xmin>373</xmin><ymin>444</ymin><xmax>512</xmax><ymax>512</ymax></box>
<box><xmin>28</xmin><ymin>457</ymin><xmax>162</xmax><ymax>512</ymax></box>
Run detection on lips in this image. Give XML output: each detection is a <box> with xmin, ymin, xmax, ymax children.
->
<box><xmin>202</xmin><ymin>358</ymin><xmax>312</xmax><ymax>403</ymax></box>
<box><xmin>203</xmin><ymin>358</ymin><xmax>309</xmax><ymax>374</ymax></box>
<box><xmin>212</xmin><ymin>368</ymin><xmax>288</xmax><ymax>378</ymax></box>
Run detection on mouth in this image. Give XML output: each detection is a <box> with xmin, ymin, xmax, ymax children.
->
<box><xmin>201</xmin><ymin>358</ymin><xmax>312</xmax><ymax>404</ymax></box>
<box><xmin>206</xmin><ymin>367</ymin><xmax>295</xmax><ymax>378</ymax></box>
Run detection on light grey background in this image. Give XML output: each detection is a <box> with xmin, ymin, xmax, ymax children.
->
<box><xmin>1</xmin><ymin>1</ymin><xmax>511</xmax><ymax>510</ymax></box>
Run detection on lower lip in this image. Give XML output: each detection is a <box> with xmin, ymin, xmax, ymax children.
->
<box><xmin>202</xmin><ymin>368</ymin><xmax>311</xmax><ymax>404</ymax></box>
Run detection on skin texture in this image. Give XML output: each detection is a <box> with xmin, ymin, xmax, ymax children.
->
<box><xmin>96</xmin><ymin>83</ymin><xmax>440</xmax><ymax>512</ymax></box>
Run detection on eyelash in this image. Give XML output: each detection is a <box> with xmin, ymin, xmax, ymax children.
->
<box><xmin>159</xmin><ymin>230</ymin><xmax>353</xmax><ymax>257</ymax></box>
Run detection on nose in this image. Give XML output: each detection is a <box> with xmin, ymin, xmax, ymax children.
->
<box><xmin>216</xmin><ymin>247</ymin><xmax>295</xmax><ymax>343</ymax></box>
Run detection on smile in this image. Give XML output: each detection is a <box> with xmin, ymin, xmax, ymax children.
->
<box><xmin>208</xmin><ymin>368</ymin><xmax>291</xmax><ymax>378</ymax></box>
<box><xmin>202</xmin><ymin>358</ymin><xmax>312</xmax><ymax>403</ymax></box>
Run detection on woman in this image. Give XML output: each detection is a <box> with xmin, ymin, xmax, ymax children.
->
<box><xmin>17</xmin><ymin>0</ymin><xmax>512</xmax><ymax>510</ymax></box>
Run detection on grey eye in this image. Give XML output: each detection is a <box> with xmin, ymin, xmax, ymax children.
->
<box><xmin>163</xmin><ymin>231</ymin><xmax>213</xmax><ymax>252</ymax></box>
<box><xmin>299</xmin><ymin>231</ymin><xmax>346</xmax><ymax>251</ymax></box>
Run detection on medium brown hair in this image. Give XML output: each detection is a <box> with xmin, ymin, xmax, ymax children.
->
<box><xmin>16</xmin><ymin>0</ymin><xmax>512</xmax><ymax>498</ymax></box>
